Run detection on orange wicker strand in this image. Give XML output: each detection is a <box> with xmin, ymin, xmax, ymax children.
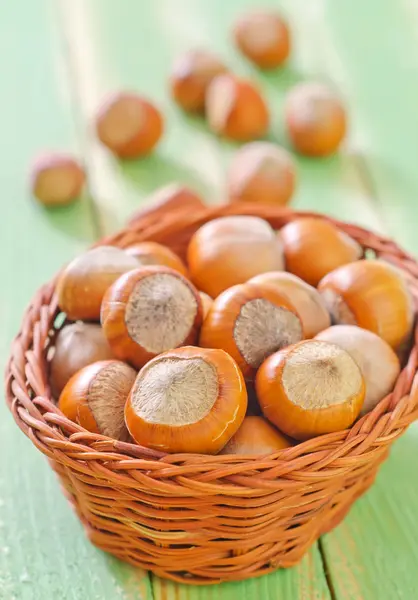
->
<box><xmin>5</xmin><ymin>203</ymin><xmax>418</xmax><ymax>585</ymax></box>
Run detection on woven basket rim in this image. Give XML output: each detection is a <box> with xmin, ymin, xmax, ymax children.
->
<box><xmin>5</xmin><ymin>204</ymin><xmax>418</xmax><ymax>475</ymax></box>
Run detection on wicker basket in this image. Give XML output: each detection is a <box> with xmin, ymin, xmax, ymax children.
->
<box><xmin>5</xmin><ymin>203</ymin><xmax>418</xmax><ymax>585</ymax></box>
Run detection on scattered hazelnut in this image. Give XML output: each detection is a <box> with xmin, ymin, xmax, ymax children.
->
<box><xmin>56</xmin><ymin>246</ymin><xmax>139</xmax><ymax>321</ymax></box>
<box><xmin>200</xmin><ymin>282</ymin><xmax>303</xmax><ymax>380</ymax></box>
<box><xmin>95</xmin><ymin>92</ymin><xmax>163</xmax><ymax>158</ymax></box>
<box><xmin>126</xmin><ymin>241</ymin><xmax>188</xmax><ymax>276</ymax></box>
<box><xmin>124</xmin><ymin>346</ymin><xmax>247</xmax><ymax>454</ymax></box>
<box><xmin>316</xmin><ymin>325</ymin><xmax>401</xmax><ymax>415</ymax></box>
<box><xmin>50</xmin><ymin>322</ymin><xmax>114</xmax><ymax>398</ymax></box>
<box><xmin>256</xmin><ymin>340</ymin><xmax>365</xmax><ymax>440</ymax></box>
<box><xmin>228</xmin><ymin>142</ymin><xmax>296</xmax><ymax>207</ymax></box>
<box><xmin>101</xmin><ymin>266</ymin><xmax>203</xmax><ymax>368</ymax></box>
<box><xmin>280</xmin><ymin>217</ymin><xmax>362</xmax><ymax>286</ymax></box>
<box><xmin>220</xmin><ymin>416</ymin><xmax>292</xmax><ymax>455</ymax></box>
<box><xmin>170</xmin><ymin>49</ymin><xmax>227</xmax><ymax>112</ymax></box>
<box><xmin>30</xmin><ymin>153</ymin><xmax>85</xmax><ymax>207</ymax></box>
<box><xmin>284</xmin><ymin>82</ymin><xmax>347</xmax><ymax>156</ymax></box>
<box><xmin>318</xmin><ymin>259</ymin><xmax>414</xmax><ymax>351</ymax></box>
<box><xmin>206</xmin><ymin>73</ymin><xmax>269</xmax><ymax>141</ymax></box>
<box><xmin>249</xmin><ymin>272</ymin><xmax>330</xmax><ymax>338</ymax></box>
<box><xmin>188</xmin><ymin>215</ymin><xmax>284</xmax><ymax>297</ymax></box>
<box><xmin>58</xmin><ymin>360</ymin><xmax>136</xmax><ymax>440</ymax></box>
<box><xmin>233</xmin><ymin>10</ymin><xmax>291</xmax><ymax>69</ymax></box>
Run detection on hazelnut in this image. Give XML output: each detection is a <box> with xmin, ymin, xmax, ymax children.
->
<box><xmin>318</xmin><ymin>259</ymin><xmax>414</xmax><ymax>351</ymax></box>
<box><xmin>206</xmin><ymin>74</ymin><xmax>269</xmax><ymax>141</ymax></box>
<box><xmin>316</xmin><ymin>325</ymin><xmax>400</xmax><ymax>415</ymax></box>
<box><xmin>233</xmin><ymin>10</ymin><xmax>291</xmax><ymax>69</ymax></box>
<box><xmin>170</xmin><ymin>49</ymin><xmax>227</xmax><ymax>112</ymax></box>
<box><xmin>199</xmin><ymin>291</ymin><xmax>213</xmax><ymax>319</ymax></box>
<box><xmin>50</xmin><ymin>322</ymin><xmax>114</xmax><ymax>398</ymax></box>
<box><xmin>95</xmin><ymin>92</ymin><xmax>163</xmax><ymax>158</ymax></box>
<box><xmin>187</xmin><ymin>215</ymin><xmax>284</xmax><ymax>297</ymax></box>
<box><xmin>125</xmin><ymin>346</ymin><xmax>247</xmax><ymax>454</ymax></box>
<box><xmin>280</xmin><ymin>217</ymin><xmax>362</xmax><ymax>286</ymax></box>
<box><xmin>101</xmin><ymin>266</ymin><xmax>203</xmax><ymax>368</ymax></box>
<box><xmin>200</xmin><ymin>282</ymin><xmax>303</xmax><ymax>380</ymax></box>
<box><xmin>256</xmin><ymin>340</ymin><xmax>365</xmax><ymax>440</ymax></box>
<box><xmin>285</xmin><ymin>82</ymin><xmax>347</xmax><ymax>156</ymax></box>
<box><xmin>228</xmin><ymin>142</ymin><xmax>296</xmax><ymax>207</ymax></box>
<box><xmin>220</xmin><ymin>416</ymin><xmax>292</xmax><ymax>455</ymax></box>
<box><xmin>56</xmin><ymin>246</ymin><xmax>139</xmax><ymax>321</ymax></box>
<box><xmin>58</xmin><ymin>360</ymin><xmax>136</xmax><ymax>441</ymax></box>
<box><xmin>30</xmin><ymin>153</ymin><xmax>85</xmax><ymax>207</ymax></box>
<box><xmin>126</xmin><ymin>241</ymin><xmax>188</xmax><ymax>276</ymax></box>
<box><xmin>249</xmin><ymin>272</ymin><xmax>331</xmax><ymax>338</ymax></box>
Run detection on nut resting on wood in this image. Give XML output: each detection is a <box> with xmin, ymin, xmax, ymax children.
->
<box><xmin>95</xmin><ymin>91</ymin><xmax>163</xmax><ymax>158</ymax></box>
<box><xmin>30</xmin><ymin>153</ymin><xmax>85</xmax><ymax>207</ymax></box>
<box><xmin>206</xmin><ymin>73</ymin><xmax>269</xmax><ymax>141</ymax></box>
<box><xmin>227</xmin><ymin>142</ymin><xmax>296</xmax><ymax>207</ymax></box>
<box><xmin>170</xmin><ymin>49</ymin><xmax>227</xmax><ymax>112</ymax></box>
<box><xmin>233</xmin><ymin>10</ymin><xmax>291</xmax><ymax>69</ymax></box>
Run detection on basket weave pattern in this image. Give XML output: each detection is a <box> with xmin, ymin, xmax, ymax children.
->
<box><xmin>5</xmin><ymin>204</ymin><xmax>418</xmax><ymax>585</ymax></box>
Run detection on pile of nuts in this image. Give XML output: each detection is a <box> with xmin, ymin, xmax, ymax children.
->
<box><xmin>30</xmin><ymin>9</ymin><xmax>346</xmax><ymax>209</ymax></box>
<box><xmin>53</xmin><ymin>213</ymin><xmax>410</xmax><ymax>455</ymax></box>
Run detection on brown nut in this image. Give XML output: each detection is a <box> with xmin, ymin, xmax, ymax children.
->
<box><xmin>233</xmin><ymin>10</ymin><xmax>291</xmax><ymax>69</ymax></box>
<box><xmin>31</xmin><ymin>153</ymin><xmax>85</xmax><ymax>207</ymax></box>
<box><xmin>170</xmin><ymin>49</ymin><xmax>227</xmax><ymax>112</ymax></box>
<box><xmin>206</xmin><ymin>74</ymin><xmax>269</xmax><ymax>141</ymax></box>
<box><xmin>50</xmin><ymin>322</ymin><xmax>115</xmax><ymax>398</ymax></box>
<box><xmin>56</xmin><ymin>246</ymin><xmax>139</xmax><ymax>321</ymax></box>
<box><xmin>95</xmin><ymin>92</ymin><xmax>163</xmax><ymax>158</ymax></box>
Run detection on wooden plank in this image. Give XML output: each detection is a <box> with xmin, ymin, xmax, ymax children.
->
<box><xmin>0</xmin><ymin>1</ymin><xmax>151</xmax><ymax>599</ymax></box>
<box><xmin>151</xmin><ymin>550</ymin><xmax>331</xmax><ymax>600</ymax></box>
<box><xmin>320</xmin><ymin>428</ymin><xmax>418</xmax><ymax>600</ymax></box>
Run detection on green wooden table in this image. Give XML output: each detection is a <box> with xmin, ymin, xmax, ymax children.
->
<box><xmin>2</xmin><ymin>1</ymin><xmax>418</xmax><ymax>598</ymax></box>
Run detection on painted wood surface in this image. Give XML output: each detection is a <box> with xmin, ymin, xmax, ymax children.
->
<box><xmin>1</xmin><ymin>0</ymin><xmax>418</xmax><ymax>599</ymax></box>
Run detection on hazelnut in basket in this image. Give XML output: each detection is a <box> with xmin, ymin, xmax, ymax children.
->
<box><xmin>101</xmin><ymin>266</ymin><xmax>203</xmax><ymax>368</ymax></box>
<box><xmin>58</xmin><ymin>360</ymin><xmax>136</xmax><ymax>441</ymax></box>
<box><xmin>56</xmin><ymin>246</ymin><xmax>139</xmax><ymax>321</ymax></box>
<box><xmin>125</xmin><ymin>346</ymin><xmax>247</xmax><ymax>453</ymax></box>
<box><xmin>188</xmin><ymin>215</ymin><xmax>284</xmax><ymax>297</ymax></box>
<box><xmin>200</xmin><ymin>281</ymin><xmax>303</xmax><ymax>380</ymax></box>
<box><xmin>316</xmin><ymin>325</ymin><xmax>400</xmax><ymax>415</ymax></box>
<box><xmin>50</xmin><ymin>322</ymin><xmax>115</xmax><ymax>398</ymax></box>
<box><xmin>220</xmin><ymin>416</ymin><xmax>292</xmax><ymax>455</ymax></box>
<box><xmin>318</xmin><ymin>259</ymin><xmax>413</xmax><ymax>351</ymax></box>
<box><xmin>249</xmin><ymin>271</ymin><xmax>330</xmax><ymax>338</ymax></box>
<box><xmin>256</xmin><ymin>339</ymin><xmax>365</xmax><ymax>440</ymax></box>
